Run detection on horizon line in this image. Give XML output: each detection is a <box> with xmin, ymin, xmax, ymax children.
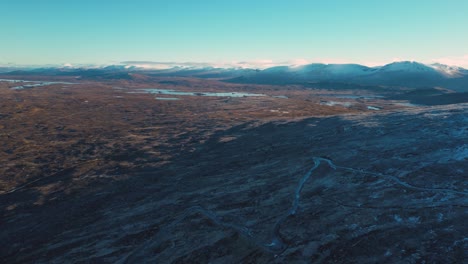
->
<box><xmin>1</xmin><ymin>59</ymin><xmax>468</xmax><ymax>70</ymax></box>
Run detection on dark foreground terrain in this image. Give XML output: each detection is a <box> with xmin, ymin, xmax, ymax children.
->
<box><xmin>0</xmin><ymin>77</ymin><xmax>467</xmax><ymax>263</ymax></box>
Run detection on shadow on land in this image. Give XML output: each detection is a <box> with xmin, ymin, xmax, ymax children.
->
<box><xmin>1</xmin><ymin>109</ymin><xmax>467</xmax><ymax>263</ymax></box>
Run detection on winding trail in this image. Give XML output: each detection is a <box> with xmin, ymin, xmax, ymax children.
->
<box><xmin>124</xmin><ymin>157</ymin><xmax>468</xmax><ymax>262</ymax></box>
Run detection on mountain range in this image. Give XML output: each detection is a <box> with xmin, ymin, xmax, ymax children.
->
<box><xmin>2</xmin><ymin>61</ymin><xmax>468</xmax><ymax>92</ymax></box>
<box><xmin>228</xmin><ymin>61</ymin><xmax>468</xmax><ymax>92</ymax></box>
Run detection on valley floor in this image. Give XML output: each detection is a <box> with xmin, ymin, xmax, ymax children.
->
<box><xmin>0</xmin><ymin>78</ymin><xmax>467</xmax><ymax>263</ymax></box>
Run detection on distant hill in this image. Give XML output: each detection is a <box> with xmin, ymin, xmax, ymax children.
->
<box><xmin>388</xmin><ymin>88</ymin><xmax>468</xmax><ymax>105</ymax></box>
<box><xmin>227</xmin><ymin>61</ymin><xmax>468</xmax><ymax>92</ymax></box>
<box><xmin>2</xmin><ymin>61</ymin><xmax>467</xmax><ymax>91</ymax></box>
<box><xmin>2</xmin><ymin>67</ymin><xmax>134</xmax><ymax>80</ymax></box>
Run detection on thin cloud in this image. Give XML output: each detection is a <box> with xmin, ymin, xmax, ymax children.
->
<box><xmin>121</xmin><ymin>60</ymin><xmax>312</xmax><ymax>69</ymax></box>
<box><xmin>432</xmin><ymin>55</ymin><xmax>468</xmax><ymax>68</ymax></box>
<box><xmin>121</xmin><ymin>56</ymin><xmax>468</xmax><ymax>70</ymax></box>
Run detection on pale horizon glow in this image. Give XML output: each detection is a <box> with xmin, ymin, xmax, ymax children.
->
<box><xmin>2</xmin><ymin>57</ymin><xmax>468</xmax><ymax>70</ymax></box>
<box><xmin>1</xmin><ymin>1</ymin><xmax>467</xmax><ymax>68</ymax></box>
<box><xmin>118</xmin><ymin>58</ymin><xmax>468</xmax><ymax>69</ymax></box>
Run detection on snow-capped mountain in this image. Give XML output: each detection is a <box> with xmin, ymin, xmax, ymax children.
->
<box><xmin>377</xmin><ymin>61</ymin><xmax>436</xmax><ymax>73</ymax></box>
<box><xmin>228</xmin><ymin>61</ymin><xmax>468</xmax><ymax>92</ymax></box>
<box><xmin>256</xmin><ymin>63</ymin><xmax>375</xmax><ymax>77</ymax></box>
<box><xmin>429</xmin><ymin>63</ymin><xmax>466</xmax><ymax>77</ymax></box>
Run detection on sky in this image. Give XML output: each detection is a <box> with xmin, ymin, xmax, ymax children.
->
<box><xmin>1</xmin><ymin>0</ymin><xmax>468</xmax><ymax>67</ymax></box>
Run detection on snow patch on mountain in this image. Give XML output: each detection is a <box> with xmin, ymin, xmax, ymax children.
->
<box><xmin>377</xmin><ymin>61</ymin><xmax>437</xmax><ymax>73</ymax></box>
<box><xmin>429</xmin><ymin>63</ymin><xmax>465</xmax><ymax>77</ymax></box>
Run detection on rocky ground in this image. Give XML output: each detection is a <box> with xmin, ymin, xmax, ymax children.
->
<box><xmin>0</xmin><ymin>77</ymin><xmax>466</xmax><ymax>263</ymax></box>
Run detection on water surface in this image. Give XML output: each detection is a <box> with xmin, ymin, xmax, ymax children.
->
<box><xmin>0</xmin><ymin>79</ymin><xmax>75</xmax><ymax>90</ymax></box>
<box><xmin>133</xmin><ymin>88</ymin><xmax>266</xmax><ymax>98</ymax></box>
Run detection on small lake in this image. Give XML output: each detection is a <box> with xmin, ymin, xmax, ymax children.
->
<box><xmin>0</xmin><ymin>79</ymin><xmax>76</xmax><ymax>90</ymax></box>
<box><xmin>367</xmin><ymin>106</ymin><xmax>381</xmax><ymax>110</ymax></box>
<box><xmin>320</xmin><ymin>101</ymin><xmax>353</xmax><ymax>107</ymax></box>
<box><xmin>155</xmin><ymin>97</ymin><xmax>180</xmax><ymax>100</ymax></box>
<box><xmin>133</xmin><ymin>88</ymin><xmax>266</xmax><ymax>98</ymax></box>
<box><xmin>318</xmin><ymin>94</ymin><xmax>384</xmax><ymax>99</ymax></box>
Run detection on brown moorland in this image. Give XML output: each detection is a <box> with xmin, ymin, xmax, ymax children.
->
<box><xmin>0</xmin><ymin>77</ymin><xmax>466</xmax><ymax>263</ymax></box>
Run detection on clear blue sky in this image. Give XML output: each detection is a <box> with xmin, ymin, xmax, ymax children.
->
<box><xmin>1</xmin><ymin>0</ymin><xmax>468</xmax><ymax>67</ymax></box>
